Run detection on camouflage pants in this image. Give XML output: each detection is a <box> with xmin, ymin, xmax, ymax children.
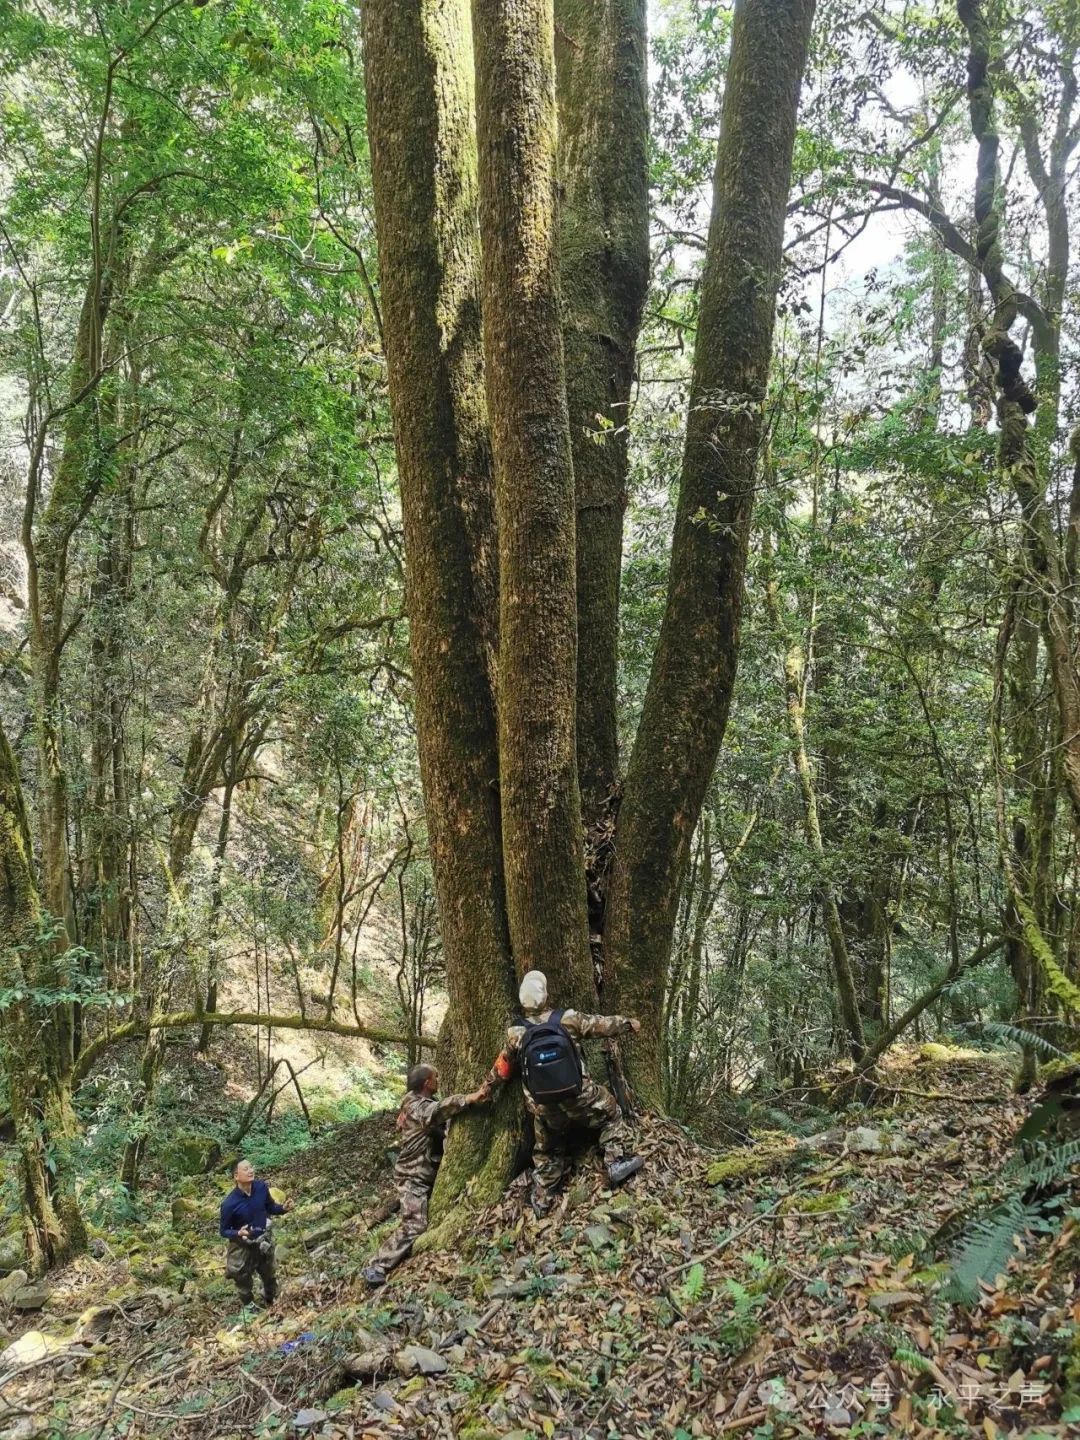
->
<box><xmin>367</xmin><ymin>1182</ymin><xmax>430</xmax><ymax>1280</ymax></box>
<box><xmin>225</xmin><ymin>1237</ymin><xmax>277</xmax><ymax>1303</ymax></box>
<box><xmin>530</xmin><ymin>1078</ymin><xmax>630</xmax><ymax>1197</ymax></box>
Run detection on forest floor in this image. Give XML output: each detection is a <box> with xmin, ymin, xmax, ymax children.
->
<box><xmin>2</xmin><ymin>1047</ymin><xmax>1078</xmax><ymax>1439</ymax></box>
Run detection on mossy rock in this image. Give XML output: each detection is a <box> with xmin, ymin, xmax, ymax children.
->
<box><xmin>171</xmin><ymin>1196</ymin><xmax>204</xmax><ymax>1229</ymax></box>
<box><xmin>164</xmin><ymin>1133</ymin><xmax>222</xmax><ymax>1177</ymax></box>
<box><xmin>780</xmin><ymin>1190</ymin><xmax>850</xmax><ymax>1214</ymax></box>
<box><xmin>706</xmin><ymin>1140</ymin><xmax>795</xmax><ymax>1187</ymax></box>
<box><xmin>918</xmin><ymin>1042</ymin><xmax>981</xmax><ymax>1063</ymax></box>
<box><xmin>1040</xmin><ymin>1058</ymin><xmax>1080</xmax><ymax>1086</ymax></box>
<box><xmin>0</xmin><ymin>1231</ymin><xmax>25</xmax><ymax>1275</ymax></box>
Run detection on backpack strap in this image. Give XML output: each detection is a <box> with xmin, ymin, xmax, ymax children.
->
<box><xmin>547</xmin><ymin>1009</ymin><xmax>565</xmax><ymax>1028</ymax></box>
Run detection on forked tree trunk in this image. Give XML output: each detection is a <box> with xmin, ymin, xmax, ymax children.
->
<box><xmin>472</xmin><ymin>0</ymin><xmax>594</xmax><ymax>1007</ymax></box>
<box><xmin>0</xmin><ymin>722</ymin><xmax>86</xmax><ymax>1274</ymax></box>
<box><xmin>605</xmin><ymin>0</ymin><xmax>817</xmax><ymax>1101</ymax></box>
<box><xmin>362</xmin><ymin>0</ymin><xmax>521</xmax><ymax>1208</ymax></box>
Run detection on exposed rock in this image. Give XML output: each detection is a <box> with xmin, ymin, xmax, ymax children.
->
<box><xmin>844</xmin><ymin>1126</ymin><xmax>913</xmax><ymax>1156</ymax></box>
<box><xmin>343</xmin><ymin>1347</ymin><xmax>392</xmax><ymax>1380</ymax></box>
<box><xmin>291</xmin><ymin>1408</ymin><xmax>326</xmax><ymax>1430</ymax></box>
<box><xmin>394</xmin><ymin>1343</ymin><xmax>448</xmax><ymax>1376</ymax></box>
<box><xmin>868</xmin><ymin>1290</ymin><xmax>921</xmax><ymax>1312</ymax></box>
<box><xmin>797</xmin><ymin>1128</ymin><xmax>845</xmax><ymax>1155</ymax></box>
<box><xmin>164</xmin><ymin>1133</ymin><xmax>221</xmax><ymax>1177</ymax></box>
<box><xmin>171</xmin><ymin>1197</ymin><xmax>202</xmax><ymax>1228</ymax></box>
<box><xmin>0</xmin><ymin>1329</ymin><xmax>66</xmax><ymax>1367</ymax></box>
<box><xmin>489</xmin><ymin>1278</ymin><xmax>533</xmax><ymax>1300</ymax></box>
<box><xmin>0</xmin><ymin>1269</ymin><xmax>29</xmax><ymax>1305</ymax></box>
<box><xmin>12</xmin><ymin>1283</ymin><xmax>49</xmax><ymax>1312</ymax></box>
<box><xmin>73</xmin><ymin>1304</ymin><xmax>119</xmax><ymax>1342</ymax></box>
<box><xmin>0</xmin><ymin>1233</ymin><xmax>24</xmax><ymax>1275</ymax></box>
<box><xmin>585</xmin><ymin>1223</ymin><xmax>615</xmax><ymax>1251</ymax></box>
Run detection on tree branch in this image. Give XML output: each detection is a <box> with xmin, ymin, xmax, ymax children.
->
<box><xmin>72</xmin><ymin>1010</ymin><xmax>433</xmax><ymax>1086</ymax></box>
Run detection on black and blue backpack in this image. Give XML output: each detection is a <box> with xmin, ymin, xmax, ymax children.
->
<box><xmin>517</xmin><ymin>1010</ymin><xmax>583</xmax><ymax>1102</ymax></box>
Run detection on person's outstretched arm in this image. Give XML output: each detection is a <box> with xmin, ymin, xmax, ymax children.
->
<box><xmin>413</xmin><ymin>1085</ymin><xmax>490</xmax><ymax>1129</ymax></box>
<box><xmin>561</xmin><ymin>1011</ymin><xmax>641</xmax><ymax>1040</ymax></box>
<box><xmin>482</xmin><ymin>1049</ymin><xmax>517</xmax><ymax>1094</ymax></box>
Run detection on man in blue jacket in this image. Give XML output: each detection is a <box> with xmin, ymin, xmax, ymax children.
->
<box><xmin>220</xmin><ymin>1158</ymin><xmax>291</xmax><ymax>1308</ymax></box>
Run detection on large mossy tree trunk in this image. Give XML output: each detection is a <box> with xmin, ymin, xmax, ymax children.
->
<box><xmin>555</xmin><ymin>0</ymin><xmax>649</xmax><ymax>841</ymax></box>
<box><xmin>0</xmin><ymin>722</ymin><xmax>87</xmax><ymax>1275</ymax></box>
<box><xmin>604</xmin><ymin>0</ymin><xmax>817</xmax><ymax>1102</ymax></box>
<box><xmin>471</xmin><ymin>0</ymin><xmax>594</xmax><ymax>1008</ymax></box>
<box><xmin>362</xmin><ymin>0</ymin><xmax>521</xmax><ymax>1209</ymax></box>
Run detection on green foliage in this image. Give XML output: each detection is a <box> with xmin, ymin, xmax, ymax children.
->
<box><xmin>715</xmin><ymin>1277</ymin><xmax>766</xmax><ymax>1357</ymax></box>
<box><xmin>939</xmin><ymin>1196</ymin><xmax>1044</xmax><ymax>1304</ymax></box>
<box><xmin>679</xmin><ymin>1262</ymin><xmax>706</xmax><ymax>1303</ymax></box>
<box><xmin>972</xmin><ymin>1023</ymin><xmax>1072</xmax><ymax>1062</ymax></box>
<box><xmin>1013</xmin><ymin>1138</ymin><xmax>1080</xmax><ymax>1194</ymax></box>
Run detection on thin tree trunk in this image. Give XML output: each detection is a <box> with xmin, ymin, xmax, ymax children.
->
<box><xmin>197</xmin><ymin>764</ymin><xmax>237</xmax><ymax>1054</ymax></box>
<box><xmin>0</xmin><ymin>721</ymin><xmax>87</xmax><ymax>1273</ymax></box>
<box><xmin>958</xmin><ymin>0</ymin><xmax>1080</xmax><ymax>829</ymax></box>
<box><xmin>605</xmin><ymin>0</ymin><xmax>816</xmax><ymax>1100</ymax></box>
<box><xmin>362</xmin><ymin>0</ymin><xmax>519</xmax><ymax>1209</ymax></box>
<box><xmin>763</xmin><ymin>541</ymin><xmax>866</xmax><ymax>1061</ymax></box>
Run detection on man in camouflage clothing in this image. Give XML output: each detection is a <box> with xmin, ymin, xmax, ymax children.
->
<box><xmin>486</xmin><ymin>970</ymin><xmax>644</xmax><ymax>1215</ymax></box>
<box><xmin>361</xmin><ymin>1064</ymin><xmax>489</xmax><ymax>1286</ymax></box>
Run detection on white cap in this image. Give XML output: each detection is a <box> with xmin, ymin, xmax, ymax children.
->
<box><xmin>518</xmin><ymin>970</ymin><xmax>548</xmax><ymax>1009</ymax></box>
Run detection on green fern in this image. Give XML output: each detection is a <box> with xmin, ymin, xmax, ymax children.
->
<box><xmin>939</xmin><ymin>1197</ymin><xmax>1040</xmax><ymax>1304</ymax></box>
<box><xmin>680</xmin><ymin>1262</ymin><xmax>707</xmax><ymax>1304</ymax></box>
<box><xmin>1014</xmin><ymin>1137</ymin><xmax>1080</xmax><ymax>1192</ymax></box>
<box><xmin>893</xmin><ymin>1347</ymin><xmax>934</xmax><ymax>1375</ymax></box>
<box><xmin>749</xmin><ymin>1105</ymin><xmax>825</xmax><ymax>1137</ymax></box>
<box><xmin>971</xmin><ymin>1022</ymin><xmax>1071</xmax><ymax>1061</ymax></box>
<box><xmin>882</xmin><ymin>1229</ymin><xmax>929</xmax><ymax>1261</ymax></box>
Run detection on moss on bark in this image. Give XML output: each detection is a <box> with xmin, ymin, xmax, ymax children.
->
<box><xmin>471</xmin><ymin>0</ymin><xmax>594</xmax><ymax>1007</ymax></box>
<box><xmin>363</xmin><ymin>0</ymin><xmax>518</xmax><ymax>1207</ymax></box>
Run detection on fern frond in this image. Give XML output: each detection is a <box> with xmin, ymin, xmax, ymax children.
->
<box><xmin>1015</xmin><ymin>1137</ymin><xmax>1080</xmax><ymax>1192</ymax></box>
<box><xmin>883</xmin><ymin>1229</ymin><xmax>929</xmax><ymax>1261</ymax></box>
<box><xmin>971</xmin><ymin>1022</ymin><xmax>1071</xmax><ymax>1061</ymax></box>
<box><xmin>750</xmin><ymin>1106</ymin><xmax>823</xmax><ymax>1137</ymax></box>
<box><xmin>939</xmin><ymin>1197</ymin><xmax>1039</xmax><ymax>1304</ymax></box>
<box><xmin>893</xmin><ymin>1347</ymin><xmax>934</xmax><ymax>1374</ymax></box>
<box><xmin>680</xmin><ymin>1263</ymin><xmax>706</xmax><ymax>1303</ymax></box>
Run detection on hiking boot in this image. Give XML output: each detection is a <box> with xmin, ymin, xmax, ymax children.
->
<box><xmin>529</xmin><ymin>1185</ymin><xmax>555</xmax><ymax>1218</ymax></box>
<box><xmin>606</xmin><ymin>1155</ymin><xmax>644</xmax><ymax>1188</ymax></box>
<box><xmin>361</xmin><ymin>1265</ymin><xmax>386</xmax><ymax>1288</ymax></box>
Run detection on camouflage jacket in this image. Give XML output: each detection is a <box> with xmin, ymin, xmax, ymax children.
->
<box><xmin>486</xmin><ymin>1007</ymin><xmax>635</xmax><ymax>1089</ymax></box>
<box><xmin>393</xmin><ymin>1089</ymin><xmax>472</xmax><ymax>1190</ymax></box>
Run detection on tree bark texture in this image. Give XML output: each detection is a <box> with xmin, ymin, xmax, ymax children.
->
<box><xmin>555</xmin><ymin>0</ymin><xmax>649</xmax><ymax>832</ymax></box>
<box><xmin>471</xmin><ymin>0</ymin><xmax>593</xmax><ymax>1007</ymax></box>
<box><xmin>362</xmin><ymin>0</ymin><xmax>521</xmax><ymax>1204</ymax></box>
<box><xmin>604</xmin><ymin>0</ymin><xmax>816</xmax><ymax>1100</ymax></box>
